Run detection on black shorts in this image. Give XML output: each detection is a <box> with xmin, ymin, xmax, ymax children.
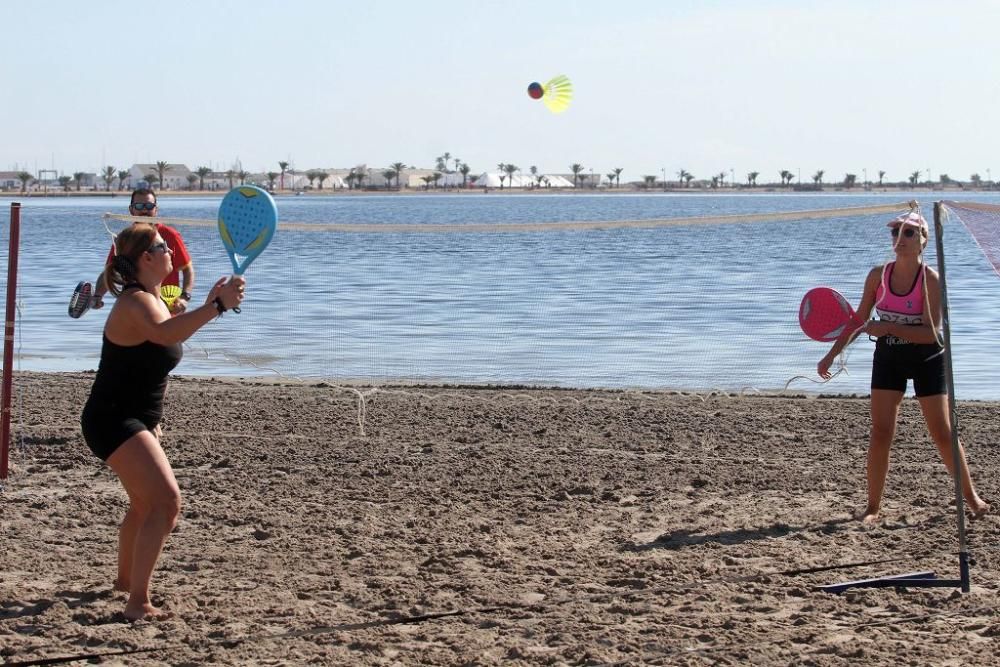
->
<box><xmin>80</xmin><ymin>398</ymin><xmax>156</xmax><ymax>461</ymax></box>
<box><xmin>871</xmin><ymin>337</ymin><xmax>946</xmax><ymax>397</ymax></box>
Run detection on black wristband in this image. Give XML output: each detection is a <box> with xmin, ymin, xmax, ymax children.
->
<box><xmin>179</xmin><ymin>290</ymin><xmax>192</xmax><ymax>300</ymax></box>
<box><xmin>213</xmin><ymin>297</ymin><xmax>226</xmax><ymax>314</ymax></box>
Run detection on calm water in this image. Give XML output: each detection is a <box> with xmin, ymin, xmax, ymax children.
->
<box><xmin>4</xmin><ymin>191</ymin><xmax>1000</xmax><ymax>398</ymax></box>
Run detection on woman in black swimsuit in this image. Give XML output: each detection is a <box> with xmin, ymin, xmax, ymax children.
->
<box><xmin>81</xmin><ymin>223</ymin><xmax>244</xmax><ymax>621</ymax></box>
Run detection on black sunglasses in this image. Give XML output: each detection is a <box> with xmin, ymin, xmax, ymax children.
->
<box><xmin>891</xmin><ymin>227</ymin><xmax>920</xmax><ymax>238</ymax></box>
<box><xmin>146</xmin><ymin>241</ymin><xmax>169</xmax><ymax>254</ymax></box>
<box><xmin>131</xmin><ymin>202</ymin><xmax>157</xmax><ymax>211</ymax></box>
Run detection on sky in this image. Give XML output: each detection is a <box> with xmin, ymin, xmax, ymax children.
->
<box><xmin>2</xmin><ymin>0</ymin><xmax>999</xmax><ymax>183</ymax></box>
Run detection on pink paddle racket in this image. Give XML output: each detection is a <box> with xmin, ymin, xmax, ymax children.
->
<box><xmin>799</xmin><ymin>287</ymin><xmax>864</xmax><ymax>342</ymax></box>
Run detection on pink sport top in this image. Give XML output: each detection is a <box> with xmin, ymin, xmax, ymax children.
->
<box><xmin>874</xmin><ymin>262</ymin><xmax>924</xmax><ymax>325</ymax></box>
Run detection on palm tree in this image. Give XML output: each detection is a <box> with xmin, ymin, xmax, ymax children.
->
<box><xmin>390</xmin><ymin>162</ymin><xmax>406</xmax><ymax>189</ymax></box>
<box><xmin>58</xmin><ymin>175</ymin><xmax>72</xmax><ymax>192</ymax></box>
<box><xmin>421</xmin><ymin>175</ymin><xmax>434</xmax><ymax>190</ymax></box>
<box><xmin>102</xmin><ymin>166</ymin><xmax>116</xmax><ymax>191</ymax></box>
<box><xmin>909</xmin><ymin>170</ymin><xmax>921</xmax><ymax>186</ymax></box>
<box><xmin>186</xmin><ymin>174</ymin><xmax>199</xmax><ymax>190</ymax></box>
<box><xmin>498</xmin><ymin>173</ymin><xmax>507</xmax><ymax>190</ymax></box>
<box><xmin>812</xmin><ymin>170</ymin><xmax>824</xmax><ymax>186</ymax></box>
<box><xmin>613</xmin><ymin>167</ymin><xmax>624</xmax><ymax>188</ymax></box>
<box><xmin>971</xmin><ymin>173</ymin><xmax>982</xmax><ymax>188</ymax></box>
<box><xmin>266</xmin><ymin>172</ymin><xmax>279</xmax><ymax>190</ymax></box>
<box><xmin>432</xmin><ymin>172</ymin><xmax>443</xmax><ymax>188</ymax></box>
<box><xmin>684</xmin><ymin>173</ymin><xmax>694</xmax><ymax>187</ymax></box>
<box><xmin>643</xmin><ymin>175</ymin><xmax>656</xmax><ymax>190</ymax></box>
<box><xmin>278</xmin><ymin>161</ymin><xmax>289</xmax><ymax>190</ymax></box>
<box><xmin>606</xmin><ymin>172</ymin><xmax>616</xmax><ymax>188</ymax></box>
<box><xmin>459</xmin><ymin>162</ymin><xmax>471</xmax><ymax>188</ymax></box>
<box><xmin>844</xmin><ymin>174</ymin><xmax>857</xmax><ymax>189</ymax></box>
<box><xmin>351</xmin><ymin>167</ymin><xmax>368</xmax><ymax>190</ymax></box>
<box><xmin>779</xmin><ymin>170</ymin><xmax>792</xmax><ymax>187</ymax></box>
<box><xmin>225</xmin><ymin>169</ymin><xmax>236</xmax><ymax>189</ymax></box>
<box><xmin>238</xmin><ymin>170</ymin><xmax>249</xmax><ymax>186</ymax></box>
<box><xmin>570</xmin><ymin>163</ymin><xmax>584</xmax><ymax>188</ymax></box>
<box><xmin>437</xmin><ymin>154</ymin><xmax>450</xmax><ymax>172</ymax></box>
<box><xmin>747</xmin><ymin>171</ymin><xmax>759</xmax><ymax>187</ymax></box>
<box><xmin>381</xmin><ymin>170</ymin><xmax>395</xmax><ymax>189</ymax></box>
<box><xmin>145</xmin><ymin>173</ymin><xmax>160</xmax><ymax>188</ymax></box>
<box><xmin>878</xmin><ymin>170</ymin><xmax>886</xmax><ymax>186</ymax></box>
<box><xmin>196</xmin><ymin>166</ymin><xmax>212</xmax><ymax>191</ymax></box>
<box><xmin>73</xmin><ymin>172</ymin><xmax>86</xmax><ymax>192</ymax></box>
<box><xmin>154</xmin><ymin>161</ymin><xmax>169</xmax><ymax>190</ymax></box>
<box><xmin>503</xmin><ymin>163</ymin><xmax>518</xmax><ymax>187</ymax></box>
<box><xmin>305</xmin><ymin>170</ymin><xmax>320</xmax><ymax>189</ymax></box>
<box><xmin>117</xmin><ymin>170</ymin><xmax>130</xmax><ymax>191</ymax></box>
<box><xmin>17</xmin><ymin>171</ymin><xmax>32</xmax><ymax>193</ymax></box>
<box><xmin>676</xmin><ymin>169</ymin><xmax>689</xmax><ymax>187</ymax></box>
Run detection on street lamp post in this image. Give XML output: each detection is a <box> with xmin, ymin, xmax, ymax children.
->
<box><xmin>661</xmin><ymin>168</ymin><xmax>666</xmax><ymax>192</ymax></box>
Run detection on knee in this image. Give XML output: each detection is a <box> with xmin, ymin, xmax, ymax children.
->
<box><xmin>870</xmin><ymin>422</ymin><xmax>896</xmax><ymax>444</ymax></box>
<box><xmin>152</xmin><ymin>489</ymin><xmax>182</xmax><ymax>529</ymax></box>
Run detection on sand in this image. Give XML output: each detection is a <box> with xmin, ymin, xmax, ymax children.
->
<box><xmin>1</xmin><ymin>371</ymin><xmax>999</xmax><ymax>665</ymax></box>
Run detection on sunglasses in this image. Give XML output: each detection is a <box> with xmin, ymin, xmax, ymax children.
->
<box><xmin>131</xmin><ymin>202</ymin><xmax>157</xmax><ymax>211</ymax></box>
<box><xmin>146</xmin><ymin>241</ymin><xmax>170</xmax><ymax>254</ymax></box>
<box><xmin>891</xmin><ymin>227</ymin><xmax>920</xmax><ymax>238</ymax></box>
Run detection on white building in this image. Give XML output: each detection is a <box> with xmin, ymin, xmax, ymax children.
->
<box><xmin>128</xmin><ymin>163</ymin><xmax>192</xmax><ymax>191</ymax></box>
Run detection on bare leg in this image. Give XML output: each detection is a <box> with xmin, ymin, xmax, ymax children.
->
<box><xmin>862</xmin><ymin>389</ymin><xmax>904</xmax><ymax>524</ymax></box>
<box><xmin>114</xmin><ymin>502</ymin><xmax>147</xmax><ymax>592</ymax></box>
<box><xmin>917</xmin><ymin>394</ymin><xmax>989</xmax><ymax>517</ymax></box>
<box><xmin>107</xmin><ymin>431</ymin><xmax>181</xmax><ymax>621</ymax></box>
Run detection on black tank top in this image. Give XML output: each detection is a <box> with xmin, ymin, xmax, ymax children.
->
<box><xmin>88</xmin><ymin>283</ymin><xmax>183</xmax><ymax>423</ymax></box>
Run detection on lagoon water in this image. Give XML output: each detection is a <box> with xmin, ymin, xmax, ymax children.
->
<box><xmin>4</xmin><ymin>191</ymin><xmax>1000</xmax><ymax>398</ymax></box>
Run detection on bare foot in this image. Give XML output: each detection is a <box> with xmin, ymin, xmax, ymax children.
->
<box><xmin>860</xmin><ymin>510</ymin><xmax>881</xmax><ymax>525</ymax></box>
<box><xmin>124</xmin><ymin>601</ymin><xmax>172</xmax><ymax>622</ymax></box>
<box><xmin>970</xmin><ymin>501</ymin><xmax>990</xmax><ymax>521</ymax></box>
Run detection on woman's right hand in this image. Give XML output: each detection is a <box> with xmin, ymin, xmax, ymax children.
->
<box><xmin>206</xmin><ymin>276</ymin><xmax>246</xmax><ymax>312</ymax></box>
<box><xmin>817</xmin><ymin>354</ymin><xmax>834</xmax><ymax>380</ymax></box>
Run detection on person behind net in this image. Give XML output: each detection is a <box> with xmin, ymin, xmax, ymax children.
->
<box><xmin>818</xmin><ymin>212</ymin><xmax>989</xmax><ymax>524</ymax></box>
<box><xmin>80</xmin><ymin>223</ymin><xmax>245</xmax><ymax>621</ymax></box>
<box><xmin>93</xmin><ymin>188</ymin><xmax>196</xmax><ymax>314</ymax></box>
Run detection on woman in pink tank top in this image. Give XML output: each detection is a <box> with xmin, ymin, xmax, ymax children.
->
<box><xmin>818</xmin><ymin>212</ymin><xmax>988</xmax><ymax>524</ymax></box>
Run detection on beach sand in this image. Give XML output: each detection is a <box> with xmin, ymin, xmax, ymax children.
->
<box><xmin>2</xmin><ymin>371</ymin><xmax>999</xmax><ymax>665</ymax></box>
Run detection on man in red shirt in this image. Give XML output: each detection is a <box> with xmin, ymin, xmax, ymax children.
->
<box><xmin>93</xmin><ymin>189</ymin><xmax>195</xmax><ymax>314</ymax></box>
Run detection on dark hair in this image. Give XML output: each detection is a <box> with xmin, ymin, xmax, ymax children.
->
<box><xmin>105</xmin><ymin>224</ymin><xmax>158</xmax><ymax>296</ymax></box>
<box><xmin>130</xmin><ymin>188</ymin><xmax>157</xmax><ymax>207</ymax></box>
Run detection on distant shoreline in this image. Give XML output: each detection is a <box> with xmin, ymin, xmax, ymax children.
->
<box><xmin>2</xmin><ymin>184</ymin><xmax>997</xmax><ymax>199</ymax></box>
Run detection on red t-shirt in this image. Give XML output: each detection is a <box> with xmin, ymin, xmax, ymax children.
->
<box><xmin>106</xmin><ymin>223</ymin><xmax>192</xmax><ymax>287</ymax></box>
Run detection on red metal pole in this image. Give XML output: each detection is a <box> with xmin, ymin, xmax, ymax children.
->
<box><xmin>1</xmin><ymin>202</ymin><xmax>21</xmax><ymax>480</ymax></box>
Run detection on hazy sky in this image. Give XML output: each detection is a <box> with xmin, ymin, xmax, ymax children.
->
<box><xmin>3</xmin><ymin>0</ymin><xmax>999</xmax><ymax>183</ymax></box>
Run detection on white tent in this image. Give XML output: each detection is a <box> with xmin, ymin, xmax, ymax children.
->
<box><xmin>538</xmin><ymin>174</ymin><xmax>575</xmax><ymax>188</ymax></box>
<box><xmin>472</xmin><ymin>172</ymin><xmax>575</xmax><ymax>188</ymax></box>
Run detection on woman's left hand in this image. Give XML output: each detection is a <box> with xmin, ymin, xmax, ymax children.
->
<box><xmin>169</xmin><ymin>297</ymin><xmax>188</xmax><ymax>315</ymax></box>
<box><xmin>863</xmin><ymin>320</ymin><xmax>892</xmax><ymax>338</ymax></box>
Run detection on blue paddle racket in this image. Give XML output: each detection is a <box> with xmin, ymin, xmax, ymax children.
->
<box><xmin>217</xmin><ymin>186</ymin><xmax>278</xmax><ymax>313</ymax></box>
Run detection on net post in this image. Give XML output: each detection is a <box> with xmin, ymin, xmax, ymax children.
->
<box><xmin>934</xmin><ymin>200</ymin><xmax>970</xmax><ymax>593</ymax></box>
<box><xmin>1</xmin><ymin>202</ymin><xmax>21</xmax><ymax>480</ymax></box>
